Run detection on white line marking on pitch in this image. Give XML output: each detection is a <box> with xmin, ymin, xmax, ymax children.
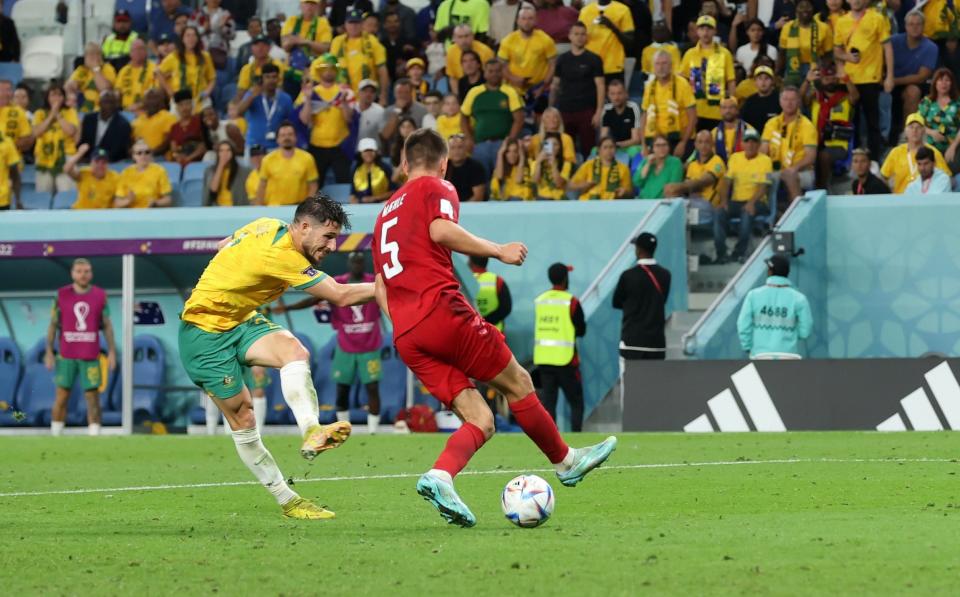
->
<box><xmin>0</xmin><ymin>457</ymin><xmax>954</xmax><ymax>499</ymax></box>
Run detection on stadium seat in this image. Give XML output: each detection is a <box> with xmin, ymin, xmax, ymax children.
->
<box><xmin>181</xmin><ymin>161</ymin><xmax>207</xmax><ymax>182</ymax></box>
<box><xmin>0</xmin><ymin>338</ymin><xmax>23</xmax><ymax>426</ymax></box>
<box><xmin>52</xmin><ymin>189</ymin><xmax>78</xmax><ymax>209</ymax></box>
<box><xmin>0</xmin><ymin>62</ymin><xmax>23</xmax><ymax>87</ymax></box>
<box><xmin>20</xmin><ymin>189</ymin><xmax>52</xmax><ymax>210</ymax></box>
<box><xmin>2</xmin><ymin>0</ymin><xmax>15</xmax><ymax>17</ymax></box>
<box><xmin>311</xmin><ymin>337</ymin><xmax>339</xmax><ymax>424</ymax></box>
<box><xmin>230</xmin><ymin>32</ymin><xmax>250</xmax><ymax>58</ymax></box>
<box><xmin>15</xmin><ymin>339</ymin><xmax>58</xmax><ymax>426</ymax></box>
<box><xmin>12</xmin><ymin>0</ymin><xmax>60</xmax><ymax>36</ymax></box>
<box><xmin>21</xmin><ymin>35</ymin><xmax>65</xmax><ymax>80</ymax></box>
<box><xmin>377</xmin><ymin>338</ymin><xmax>407</xmax><ymax>424</ymax></box>
<box><xmin>158</xmin><ymin>161</ymin><xmax>182</xmax><ymax>185</ymax></box>
<box><xmin>109</xmin><ymin>160</ymin><xmax>133</xmax><ymax>174</ymax></box>
<box><xmin>324</xmin><ymin>183</ymin><xmax>351</xmax><ymax>204</ymax></box>
<box><xmin>120</xmin><ymin>111</ymin><xmax>136</xmax><ymax>123</ymax></box>
<box><xmin>21</xmin><ymin>164</ymin><xmax>36</xmax><ymax>186</ymax></box>
<box><xmin>179</xmin><ymin>178</ymin><xmax>205</xmax><ymax>207</ymax></box>
<box><xmin>123</xmin><ymin>0</ymin><xmax>149</xmax><ymax>34</ymax></box>
<box><xmin>131</xmin><ymin>334</ymin><xmax>166</xmax><ymax>422</ymax></box>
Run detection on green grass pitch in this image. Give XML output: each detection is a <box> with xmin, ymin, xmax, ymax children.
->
<box><xmin>1</xmin><ymin>431</ymin><xmax>958</xmax><ymax>595</ymax></box>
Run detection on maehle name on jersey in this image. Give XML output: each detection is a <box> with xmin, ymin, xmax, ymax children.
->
<box><xmin>382</xmin><ymin>194</ymin><xmax>405</xmax><ymax>217</ymax></box>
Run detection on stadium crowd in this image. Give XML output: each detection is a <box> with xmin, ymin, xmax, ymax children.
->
<box><xmin>0</xmin><ymin>0</ymin><xmax>959</xmax><ymax>235</ymax></box>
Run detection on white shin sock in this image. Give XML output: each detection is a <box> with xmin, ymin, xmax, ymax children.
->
<box><xmin>252</xmin><ymin>396</ymin><xmax>267</xmax><ymax>430</ymax></box>
<box><xmin>336</xmin><ymin>410</ymin><xmax>350</xmax><ymax>423</ymax></box>
<box><xmin>367</xmin><ymin>413</ymin><xmax>380</xmax><ymax>433</ymax></box>
<box><xmin>204</xmin><ymin>394</ymin><xmax>219</xmax><ymax>435</ymax></box>
<box><xmin>231</xmin><ymin>427</ymin><xmax>297</xmax><ymax>505</ymax></box>
<box><xmin>279</xmin><ymin>360</ymin><xmax>320</xmax><ymax>435</ymax></box>
<box><xmin>51</xmin><ymin>420</ymin><xmax>65</xmax><ymax>436</ymax></box>
<box><xmin>87</xmin><ymin>423</ymin><xmax>101</xmax><ymax>436</ymax></box>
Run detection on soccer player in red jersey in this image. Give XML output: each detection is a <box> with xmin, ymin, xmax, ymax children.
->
<box><xmin>372</xmin><ymin>129</ymin><xmax>617</xmax><ymax>527</ymax></box>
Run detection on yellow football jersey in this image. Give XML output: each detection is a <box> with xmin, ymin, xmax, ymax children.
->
<box><xmin>181</xmin><ymin>218</ymin><xmax>327</xmax><ymax>333</ymax></box>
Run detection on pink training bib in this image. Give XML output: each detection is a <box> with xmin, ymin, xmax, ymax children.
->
<box><xmin>330</xmin><ymin>273</ymin><xmax>382</xmax><ymax>353</ymax></box>
<box><xmin>57</xmin><ymin>285</ymin><xmax>107</xmax><ymax>360</ymax></box>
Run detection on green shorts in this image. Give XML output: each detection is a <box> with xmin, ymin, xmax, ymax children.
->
<box><xmin>178</xmin><ymin>314</ymin><xmax>282</xmax><ymax>399</ymax></box>
<box><xmin>55</xmin><ymin>357</ymin><xmax>101</xmax><ymax>391</ymax></box>
<box><xmin>331</xmin><ymin>348</ymin><xmax>381</xmax><ymax>385</ymax></box>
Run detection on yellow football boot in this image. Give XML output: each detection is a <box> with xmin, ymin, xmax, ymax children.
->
<box><xmin>281</xmin><ymin>497</ymin><xmax>335</xmax><ymax>520</ymax></box>
<box><xmin>300</xmin><ymin>421</ymin><xmax>352</xmax><ymax>460</ymax></box>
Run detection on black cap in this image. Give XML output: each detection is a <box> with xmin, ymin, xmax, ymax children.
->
<box><xmin>91</xmin><ymin>148</ymin><xmax>110</xmax><ymax>161</ymax></box>
<box><xmin>249</xmin><ymin>144</ymin><xmax>266</xmax><ymax>156</ymax></box>
<box><xmin>158</xmin><ymin>33</ymin><xmax>174</xmax><ymax>44</ymax></box>
<box><xmin>765</xmin><ymin>255</ymin><xmax>790</xmax><ymax>277</ymax></box>
<box><xmin>252</xmin><ymin>34</ymin><xmax>270</xmax><ymax>45</ymax></box>
<box><xmin>346</xmin><ymin>8</ymin><xmax>364</xmax><ymax>22</ymax></box>
<box><xmin>633</xmin><ymin>232</ymin><xmax>657</xmax><ymax>255</ymax></box>
<box><xmin>548</xmin><ymin>262</ymin><xmax>573</xmax><ymax>285</ymax></box>
<box><xmin>173</xmin><ymin>89</ymin><xmax>193</xmax><ymax>104</ymax></box>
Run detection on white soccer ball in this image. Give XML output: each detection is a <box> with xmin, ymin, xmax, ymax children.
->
<box><xmin>501</xmin><ymin>474</ymin><xmax>555</xmax><ymax>528</ymax></box>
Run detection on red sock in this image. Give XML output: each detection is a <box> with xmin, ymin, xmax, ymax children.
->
<box><xmin>510</xmin><ymin>392</ymin><xmax>570</xmax><ymax>464</ymax></box>
<box><xmin>432</xmin><ymin>422</ymin><xmax>487</xmax><ymax>478</ymax></box>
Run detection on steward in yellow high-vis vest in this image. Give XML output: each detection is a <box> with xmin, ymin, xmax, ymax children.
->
<box><xmin>469</xmin><ymin>256</ymin><xmax>512</xmax><ymax>332</ymax></box>
<box><xmin>533</xmin><ymin>263</ymin><xmax>586</xmax><ymax>432</ymax></box>
<box><xmin>102</xmin><ymin>10</ymin><xmax>138</xmax><ymax>70</ymax></box>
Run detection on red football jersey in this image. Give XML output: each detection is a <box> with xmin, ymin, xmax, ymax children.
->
<box><xmin>372</xmin><ymin>175</ymin><xmax>463</xmax><ymax>339</ymax></box>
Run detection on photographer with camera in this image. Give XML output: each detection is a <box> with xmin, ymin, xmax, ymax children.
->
<box><xmin>800</xmin><ymin>58</ymin><xmax>859</xmax><ymax>190</ymax></box>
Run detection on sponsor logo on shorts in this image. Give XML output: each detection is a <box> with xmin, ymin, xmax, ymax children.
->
<box><xmin>223</xmin><ymin>375</ymin><xmax>235</xmax><ymax>387</ymax></box>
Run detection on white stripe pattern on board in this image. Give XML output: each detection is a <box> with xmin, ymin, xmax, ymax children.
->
<box><xmin>683</xmin><ymin>413</ymin><xmax>714</xmax><ymax>432</ymax></box>
<box><xmin>901</xmin><ymin>388</ymin><xmax>943</xmax><ymax>431</ymax></box>
<box><xmin>924</xmin><ymin>362</ymin><xmax>960</xmax><ymax>429</ymax></box>
<box><xmin>876</xmin><ymin>413</ymin><xmax>907</xmax><ymax>431</ymax></box>
<box><xmin>707</xmin><ymin>389</ymin><xmax>750</xmax><ymax>432</ymax></box>
<box><xmin>0</xmin><ymin>458</ymin><xmax>955</xmax><ymax>499</ymax></box>
<box><xmin>731</xmin><ymin>363</ymin><xmax>787</xmax><ymax>431</ymax></box>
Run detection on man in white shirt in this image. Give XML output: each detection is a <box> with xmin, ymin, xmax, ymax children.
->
<box><xmin>356</xmin><ymin>79</ymin><xmax>388</xmax><ymax>151</ymax></box>
<box><xmin>904</xmin><ymin>146</ymin><xmax>952</xmax><ymax>194</ymax></box>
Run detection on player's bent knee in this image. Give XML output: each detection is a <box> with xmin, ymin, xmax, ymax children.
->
<box><xmin>465</xmin><ymin>408</ymin><xmax>495</xmax><ymax>439</ymax></box>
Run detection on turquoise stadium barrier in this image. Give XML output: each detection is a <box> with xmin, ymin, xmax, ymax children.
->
<box><xmin>0</xmin><ymin>201</ymin><xmax>688</xmax><ymax>427</ymax></box>
<box><xmin>685</xmin><ymin>191</ymin><xmax>960</xmax><ymax>359</ymax></box>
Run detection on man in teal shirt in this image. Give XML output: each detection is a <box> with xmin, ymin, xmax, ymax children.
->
<box><xmin>737</xmin><ymin>255</ymin><xmax>813</xmax><ymax>359</ymax></box>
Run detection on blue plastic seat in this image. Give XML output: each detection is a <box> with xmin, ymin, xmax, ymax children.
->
<box><xmin>132</xmin><ymin>334</ymin><xmax>165</xmax><ymax>422</ymax></box>
<box><xmin>109</xmin><ymin>160</ymin><xmax>133</xmax><ymax>174</ymax></box>
<box><xmin>20</xmin><ymin>189</ymin><xmax>51</xmax><ymax>210</ymax></box>
<box><xmin>52</xmin><ymin>189</ymin><xmax>78</xmax><ymax>209</ymax></box>
<box><xmin>20</xmin><ymin>164</ymin><xmax>36</xmax><ymax>185</ymax></box>
<box><xmin>0</xmin><ymin>62</ymin><xmax>23</xmax><ymax>87</ymax></box>
<box><xmin>0</xmin><ymin>338</ymin><xmax>23</xmax><ymax>426</ymax></box>
<box><xmin>182</xmin><ymin>161</ymin><xmax>207</xmax><ymax>182</ymax></box>
<box><xmin>15</xmin><ymin>339</ymin><xmax>57</xmax><ymax>426</ymax></box>
<box><xmin>179</xmin><ymin>178</ymin><xmax>206</xmax><ymax>207</ymax></box>
<box><xmin>157</xmin><ymin>161</ymin><xmax>182</xmax><ymax>185</ymax></box>
<box><xmin>324</xmin><ymin>183</ymin><xmax>351</xmax><ymax>204</ymax></box>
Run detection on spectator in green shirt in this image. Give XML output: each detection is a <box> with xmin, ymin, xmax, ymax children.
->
<box><xmin>633</xmin><ymin>134</ymin><xmax>684</xmax><ymax>198</ymax></box>
<box><xmin>461</xmin><ymin>60</ymin><xmax>524</xmax><ymax>176</ymax></box>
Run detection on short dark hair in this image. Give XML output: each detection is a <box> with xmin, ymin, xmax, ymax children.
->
<box><xmin>424</xmin><ymin>90</ymin><xmax>443</xmax><ymax>101</ymax></box>
<box><xmin>469</xmin><ymin>255</ymin><xmax>489</xmax><ymax>268</ymax></box>
<box><xmin>394</xmin><ymin>77</ymin><xmax>413</xmax><ymax>89</ymax></box>
<box><xmin>461</xmin><ymin>50</ymin><xmax>480</xmax><ymax>64</ymax></box>
<box><xmin>404</xmin><ymin>128</ymin><xmax>448</xmax><ymax>170</ymax></box>
<box><xmin>569</xmin><ymin>21</ymin><xmax>587</xmax><ymax>33</ymax></box>
<box><xmin>261</xmin><ymin>63</ymin><xmax>280</xmax><ymax>75</ymax></box>
<box><xmin>294</xmin><ymin>191</ymin><xmax>351</xmax><ymax>230</ymax></box>
<box><xmin>173</xmin><ymin>89</ymin><xmax>193</xmax><ymax>103</ymax></box>
<box><xmin>276</xmin><ymin>119</ymin><xmax>296</xmax><ymax>134</ymax></box>
<box><xmin>916</xmin><ymin>146</ymin><xmax>935</xmax><ymax>162</ymax></box>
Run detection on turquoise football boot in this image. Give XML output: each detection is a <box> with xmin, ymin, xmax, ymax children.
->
<box><xmin>556</xmin><ymin>436</ymin><xmax>618</xmax><ymax>487</ymax></box>
<box><xmin>416</xmin><ymin>472</ymin><xmax>477</xmax><ymax>528</ymax></box>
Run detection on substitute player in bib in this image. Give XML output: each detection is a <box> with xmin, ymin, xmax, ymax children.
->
<box><xmin>275</xmin><ymin>251</ymin><xmax>384</xmax><ymax>431</ymax></box>
<box><xmin>373</xmin><ymin>129</ymin><xmax>617</xmax><ymax>528</ymax></box>
<box><xmin>179</xmin><ymin>194</ymin><xmax>375</xmax><ymax>520</ymax></box>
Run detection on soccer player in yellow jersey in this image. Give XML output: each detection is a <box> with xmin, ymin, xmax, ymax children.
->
<box><xmin>179</xmin><ymin>195</ymin><xmax>375</xmax><ymax>520</ymax></box>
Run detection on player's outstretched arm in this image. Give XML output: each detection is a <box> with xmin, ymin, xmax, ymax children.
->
<box><xmin>429</xmin><ymin>218</ymin><xmax>528</xmax><ymax>266</ymax></box>
<box><xmin>306</xmin><ymin>276</ymin><xmax>375</xmax><ymax>307</ymax></box>
<box><xmin>374</xmin><ymin>274</ymin><xmax>391</xmax><ymax>322</ymax></box>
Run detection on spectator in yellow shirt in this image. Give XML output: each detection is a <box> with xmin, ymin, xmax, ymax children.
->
<box><xmin>0</xmin><ymin>79</ymin><xmax>36</xmax><ymax>156</ymax></box>
<box><xmin>64</xmin><ymin>145</ymin><xmax>120</xmax><ymax>209</ymax></box>
<box><xmin>664</xmin><ymin>130</ymin><xmax>727</xmax><ymax>207</ymax></box>
<box><xmin>244</xmin><ymin>144</ymin><xmax>266</xmax><ymax>201</ymax></box>
<box><xmin>639</xmin><ymin>50</ymin><xmax>698</xmax><ymax>158</ymax></box>
<box><xmin>579</xmin><ymin>0</ymin><xmax>635</xmax><ymax>82</ymax></box>
<box><xmin>760</xmin><ymin>87</ymin><xmax>818</xmax><ymax>204</ymax></box>
<box><xmin>131</xmin><ymin>89</ymin><xmax>178</xmax><ymax>156</ymax></box>
<box><xmin>256</xmin><ymin>121</ymin><xmax>320</xmax><ymax>206</ymax></box>
<box><xmin>329</xmin><ymin>10</ymin><xmax>389</xmax><ymax>103</ymax></box>
<box><xmin>881</xmin><ymin>113</ymin><xmax>952</xmax><ymax>193</ymax></box>
<box><xmin>641</xmin><ymin>22</ymin><xmax>682</xmax><ymax>79</ymax></box>
<box><xmin>234</xmin><ymin>35</ymin><xmax>287</xmax><ymax>103</ymax></box>
<box><xmin>115</xmin><ymin>39</ymin><xmax>155</xmax><ymax>112</ymax></box>
<box><xmin>446</xmin><ymin>25</ymin><xmax>495</xmax><ymax>97</ymax></box>
<box><xmin>66</xmin><ymin>43</ymin><xmax>118</xmax><ymax>113</ymax></box>
<box><xmin>299</xmin><ymin>54</ymin><xmax>356</xmax><ymax>185</ymax></box>
<box><xmin>833</xmin><ymin>0</ymin><xmax>893</xmax><ymax>161</ymax></box>
<box><xmin>569</xmin><ymin>136</ymin><xmax>633</xmax><ymax>199</ymax></box>
<box><xmin>281</xmin><ymin>0</ymin><xmax>333</xmax><ymax>93</ymax></box>
<box><xmin>531</xmin><ymin>133</ymin><xmax>574</xmax><ymax>200</ymax></box>
<box><xmin>33</xmin><ymin>84</ymin><xmax>80</xmax><ymax>193</ymax></box>
<box><xmin>498</xmin><ymin>5</ymin><xmax>557</xmax><ymax>107</ymax></box>
<box><xmin>0</xmin><ymin>134</ymin><xmax>21</xmax><ymax>210</ymax></box>
<box><xmin>680</xmin><ymin>15</ymin><xmax>737</xmax><ymax>131</ymax></box>
<box><xmin>114</xmin><ymin>139</ymin><xmax>173</xmax><ymax>208</ymax></box>
<box><xmin>436</xmin><ymin>94</ymin><xmax>464</xmax><ymax>140</ymax></box>
<box><xmin>491</xmin><ymin>138</ymin><xmax>533</xmax><ymax>200</ymax></box>
<box><xmin>777</xmin><ymin>0</ymin><xmax>833</xmax><ymax>87</ymax></box>
<box><xmin>716</xmin><ymin>130</ymin><xmax>773</xmax><ymax>263</ymax></box>
<box><xmin>157</xmin><ymin>26</ymin><xmax>217</xmax><ymax>107</ymax></box>
<box><xmin>530</xmin><ymin>108</ymin><xmax>576</xmax><ymax>163</ymax></box>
